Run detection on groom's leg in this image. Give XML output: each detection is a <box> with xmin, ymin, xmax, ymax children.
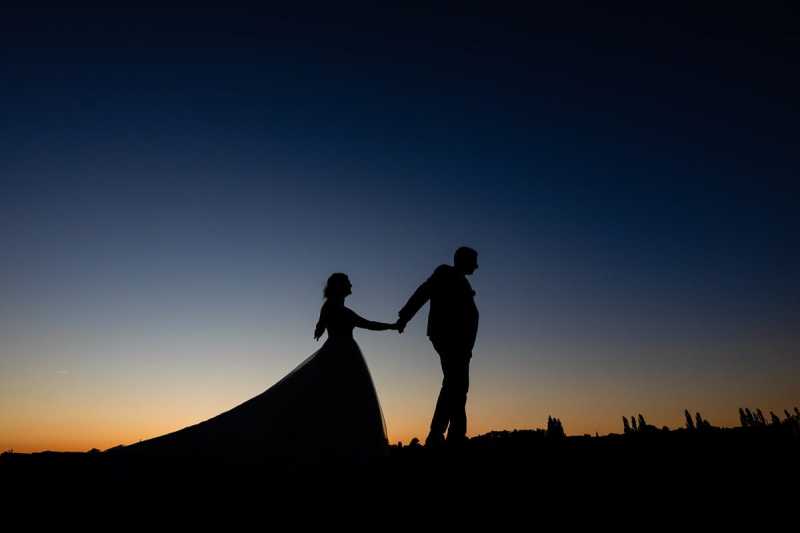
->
<box><xmin>428</xmin><ymin>341</ymin><xmax>452</xmax><ymax>441</ymax></box>
<box><xmin>445</xmin><ymin>349</ymin><xmax>471</xmax><ymax>442</ymax></box>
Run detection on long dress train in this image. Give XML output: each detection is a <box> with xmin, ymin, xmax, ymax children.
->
<box><xmin>114</xmin><ymin>306</ymin><xmax>388</xmax><ymax>467</ymax></box>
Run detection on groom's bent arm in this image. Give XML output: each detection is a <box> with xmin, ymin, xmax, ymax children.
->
<box><xmin>398</xmin><ymin>266</ymin><xmax>443</xmax><ymax>324</ymax></box>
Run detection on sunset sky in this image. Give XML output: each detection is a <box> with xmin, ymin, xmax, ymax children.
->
<box><xmin>1</xmin><ymin>6</ymin><xmax>798</xmax><ymax>452</ymax></box>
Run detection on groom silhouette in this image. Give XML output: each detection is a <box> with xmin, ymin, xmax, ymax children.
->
<box><xmin>397</xmin><ymin>246</ymin><xmax>479</xmax><ymax>448</ymax></box>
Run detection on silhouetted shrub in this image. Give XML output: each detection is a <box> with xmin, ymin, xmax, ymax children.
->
<box><xmin>739</xmin><ymin>408</ymin><xmax>749</xmax><ymax>427</ymax></box>
<box><xmin>685</xmin><ymin>409</ymin><xmax>696</xmax><ymax>431</ymax></box>
<box><xmin>636</xmin><ymin>414</ymin><xmax>656</xmax><ymax>432</ymax></box>
<box><xmin>546</xmin><ymin>416</ymin><xmax>565</xmax><ymax>439</ymax></box>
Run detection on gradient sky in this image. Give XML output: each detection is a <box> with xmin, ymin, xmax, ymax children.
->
<box><xmin>2</xmin><ymin>6</ymin><xmax>798</xmax><ymax>452</ymax></box>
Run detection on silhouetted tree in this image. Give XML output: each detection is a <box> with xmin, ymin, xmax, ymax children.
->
<box><xmin>739</xmin><ymin>408</ymin><xmax>749</xmax><ymax>427</ymax></box>
<box><xmin>794</xmin><ymin>407</ymin><xmax>800</xmax><ymax>418</ymax></box>
<box><xmin>547</xmin><ymin>416</ymin><xmax>565</xmax><ymax>439</ymax></box>
<box><xmin>770</xmin><ymin>412</ymin><xmax>781</xmax><ymax>426</ymax></box>
<box><xmin>631</xmin><ymin>416</ymin><xmax>638</xmax><ymax>432</ymax></box>
<box><xmin>694</xmin><ymin>412</ymin><xmax>713</xmax><ymax>430</ymax></box>
<box><xmin>756</xmin><ymin>409</ymin><xmax>766</xmax><ymax>425</ymax></box>
<box><xmin>745</xmin><ymin>408</ymin><xmax>756</xmax><ymax>426</ymax></box>
<box><xmin>784</xmin><ymin>410</ymin><xmax>793</xmax><ymax>422</ymax></box>
<box><xmin>634</xmin><ymin>414</ymin><xmax>657</xmax><ymax>433</ymax></box>
<box><xmin>685</xmin><ymin>409</ymin><xmax>696</xmax><ymax>431</ymax></box>
<box><xmin>623</xmin><ymin>416</ymin><xmax>631</xmax><ymax>434</ymax></box>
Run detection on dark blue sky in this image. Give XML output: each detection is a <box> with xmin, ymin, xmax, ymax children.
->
<box><xmin>1</xmin><ymin>5</ymin><xmax>798</xmax><ymax>450</ymax></box>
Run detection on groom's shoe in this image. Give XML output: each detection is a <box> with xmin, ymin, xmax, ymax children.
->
<box><xmin>424</xmin><ymin>432</ymin><xmax>445</xmax><ymax>449</ymax></box>
<box><xmin>445</xmin><ymin>434</ymin><xmax>469</xmax><ymax>452</ymax></box>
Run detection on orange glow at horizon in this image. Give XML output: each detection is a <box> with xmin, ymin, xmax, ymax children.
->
<box><xmin>3</xmin><ymin>381</ymin><xmax>798</xmax><ymax>453</ymax></box>
<box><xmin>3</xmin><ymin>324</ymin><xmax>798</xmax><ymax>454</ymax></box>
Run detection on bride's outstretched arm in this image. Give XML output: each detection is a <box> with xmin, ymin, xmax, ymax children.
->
<box><xmin>352</xmin><ymin>311</ymin><xmax>399</xmax><ymax>332</ymax></box>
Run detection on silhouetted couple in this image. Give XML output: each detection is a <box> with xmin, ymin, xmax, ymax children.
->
<box><xmin>119</xmin><ymin>247</ymin><xmax>478</xmax><ymax>465</ymax></box>
<box><xmin>303</xmin><ymin>246</ymin><xmax>480</xmax><ymax>460</ymax></box>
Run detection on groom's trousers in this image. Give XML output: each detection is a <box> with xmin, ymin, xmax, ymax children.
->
<box><xmin>429</xmin><ymin>338</ymin><xmax>472</xmax><ymax>441</ymax></box>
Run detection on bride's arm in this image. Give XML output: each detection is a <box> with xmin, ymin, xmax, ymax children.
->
<box><xmin>351</xmin><ymin>310</ymin><xmax>399</xmax><ymax>332</ymax></box>
<box><xmin>314</xmin><ymin>305</ymin><xmax>327</xmax><ymax>340</ymax></box>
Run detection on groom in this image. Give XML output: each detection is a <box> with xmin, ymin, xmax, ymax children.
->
<box><xmin>397</xmin><ymin>246</ymin><xmax>479</xmax><ymax>448</ymax></box>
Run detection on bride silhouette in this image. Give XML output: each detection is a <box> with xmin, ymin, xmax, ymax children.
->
<box><xmin>114</xmin><ymin>273</ymin><xmax>396</xmax><ymax>467</ymax></box>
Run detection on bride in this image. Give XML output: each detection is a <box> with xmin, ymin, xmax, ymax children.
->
<box><xmin>115</xmin><ymin>273</ymin><xmax>397</xmax><ymax>467</ymax></box>
<box><xmin>302</xmin><ymin>272</ymin><xmax>398</xmax><ymax>462</ymax></box>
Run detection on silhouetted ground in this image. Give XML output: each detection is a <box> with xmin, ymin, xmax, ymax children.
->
<box><xmin>3</xmin><ymin>424</ymin><xmax>796</xmax><ymax>501</ymax></box>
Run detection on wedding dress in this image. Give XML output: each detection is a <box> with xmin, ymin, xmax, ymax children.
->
<box><xmin>115</xmin><ymin>304</ymin><xmax>389</xmax><ymax>466</ymax></box>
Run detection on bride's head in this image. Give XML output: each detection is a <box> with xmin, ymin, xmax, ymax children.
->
<box><xmin>323</xmin><ymin>273</ymin><xmax>352</xmax><ymax>300</ymax></box>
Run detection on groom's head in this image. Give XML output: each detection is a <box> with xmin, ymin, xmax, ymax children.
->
<box><xmin>454</xmin><ymin>246</ymin><xmax>478</xmax><ymax>275</ymax></box>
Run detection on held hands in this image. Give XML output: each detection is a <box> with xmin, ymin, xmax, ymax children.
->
<box><xmin>395</xmin><ymin>318</ymin><xmax>407</xmax><ymax>334</ymax></box>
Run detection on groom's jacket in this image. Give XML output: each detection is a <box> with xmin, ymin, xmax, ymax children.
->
<box><xmin>399</xmin><ymin>264</ymin><xmax>479</xmax><ymax>350</ymax></box>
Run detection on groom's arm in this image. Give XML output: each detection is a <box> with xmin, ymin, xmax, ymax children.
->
<box><xmin>398</xmin><ymin>266</ymin><xmax>443</xmax><ymax>328</ymax></box>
